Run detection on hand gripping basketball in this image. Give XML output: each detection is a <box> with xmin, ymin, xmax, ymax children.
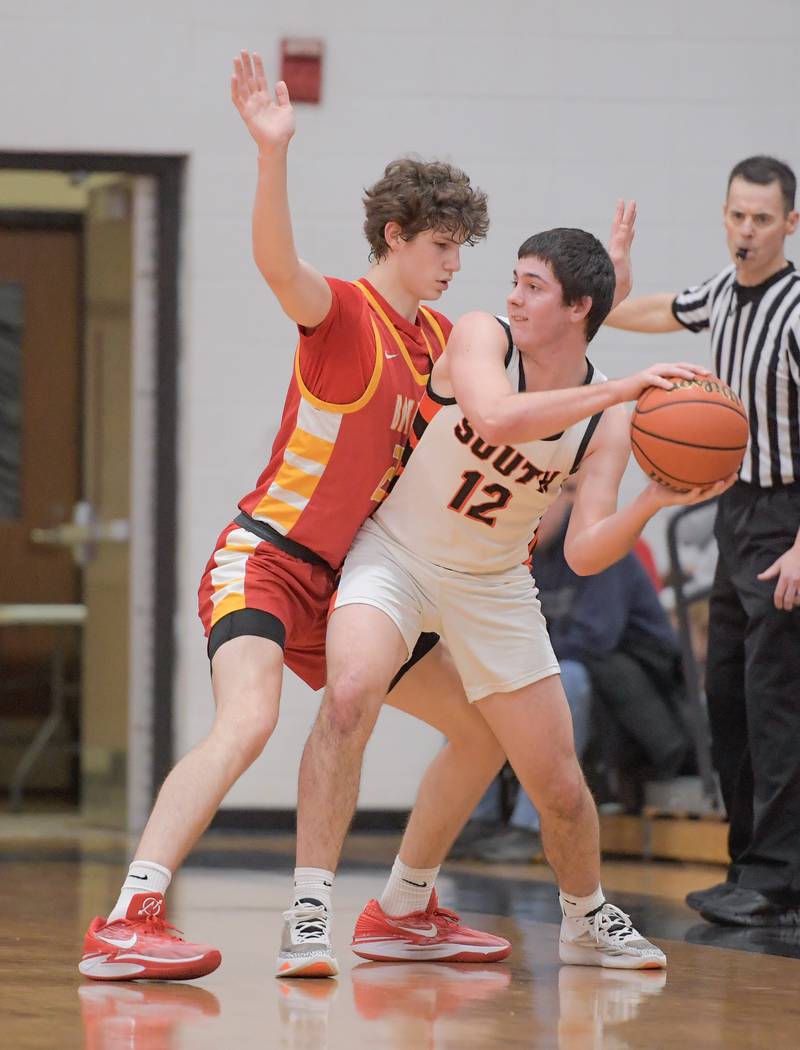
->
<box><xmin>631</xmin><ymin>375</ymin><xmax>749</xmax><ymax>491</ymax></box>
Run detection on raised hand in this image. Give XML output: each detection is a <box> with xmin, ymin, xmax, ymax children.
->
<box><xmin>231</xmin><ymin>50</ymin><xmax>295</xmax><ymax>151</ymax></box>
<box><xmin>608</xmin><ymin>199</ymin><xmax>637</xmax><ymax>306</ymax></box>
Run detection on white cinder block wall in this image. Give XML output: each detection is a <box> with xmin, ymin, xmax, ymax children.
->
<box><xmin>3</xmin><ymin>1</ymin><xmax>797</xmax><ymax>808</ymax></box>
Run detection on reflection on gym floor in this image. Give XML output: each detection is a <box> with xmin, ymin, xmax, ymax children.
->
<box><xmin>4</xmin><ymin>828</ymin><xmax>800</xmax><ymax>1049</ymax></box>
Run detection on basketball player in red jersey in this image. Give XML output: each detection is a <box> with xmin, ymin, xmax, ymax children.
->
<box><xmin>79</xmin><ymin>50</ymin><xmax>512</xmax><ymax>983</ymax></box>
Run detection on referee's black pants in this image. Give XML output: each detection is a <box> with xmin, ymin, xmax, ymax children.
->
<box><xmin>705</xmin><ymin>481</ymin><xmax>800</xmax><ymax>899</ymax></box>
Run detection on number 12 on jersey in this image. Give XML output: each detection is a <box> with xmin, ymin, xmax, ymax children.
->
<box><xmin>448</xmin><ymin>470</ymin><xmax>512</xmax><ymax>527</ymax></box>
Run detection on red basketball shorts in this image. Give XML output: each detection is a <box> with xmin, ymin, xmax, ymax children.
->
<box><xmin>197</xmin><ymin>520</ymin><xmax>336</xmax><ymax>691</ymax></box>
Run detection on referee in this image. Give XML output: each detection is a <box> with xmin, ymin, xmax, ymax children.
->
<box><xmin>605</xmin><ymin>155</ymin><xmax>800</xmax><ymax>927</ymax></box>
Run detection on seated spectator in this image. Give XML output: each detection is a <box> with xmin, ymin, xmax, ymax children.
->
<box><xmin>452</xmin><ymin>484</ymin><xmax>692</xmax><ymax>863</ymax></box>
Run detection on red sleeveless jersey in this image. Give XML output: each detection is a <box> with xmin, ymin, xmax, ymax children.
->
<box><xmin>238</xmin><ymin>278</ymin><xmax>450</xmax><ymax>570</ymax></box>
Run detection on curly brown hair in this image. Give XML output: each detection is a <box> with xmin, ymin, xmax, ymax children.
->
<box><xmin>363</xmin><ymin>157</ymin><xmax>489</xmax><ymax>261</ymax></box>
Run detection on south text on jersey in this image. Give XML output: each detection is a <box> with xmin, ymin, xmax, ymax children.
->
<box><xmin>454</xmin><ymin>417</ymin><xmax>562</xmax><ymax>493</ymax></box>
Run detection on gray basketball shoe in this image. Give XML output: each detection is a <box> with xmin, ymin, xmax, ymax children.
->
<box><xmin>276</xmin><ymin>898</ymin><xmax>339</xmax><ymax>978</ymax></box>
<box><xmin>559</xmin><ymin>902</ymin><xmax>667</xmax><ymax>970</ymax></box>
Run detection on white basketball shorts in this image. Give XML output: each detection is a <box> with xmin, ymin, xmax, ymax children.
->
<box><xmin>335</xmin><ymin>518</ymin><xmax>560</xmax><ymax>702</ymax></box>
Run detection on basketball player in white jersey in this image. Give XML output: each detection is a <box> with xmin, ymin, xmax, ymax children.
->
<box><xmin>292</xmin><ymin>226</ymin><xmax>735</xmax><ymax>973</ymax></box>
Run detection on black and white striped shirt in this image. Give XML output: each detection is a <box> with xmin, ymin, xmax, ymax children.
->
<box><xmin>672</xmin><ymin>263</ymin><xmax>800</xmax><ymax>487</ymax></box>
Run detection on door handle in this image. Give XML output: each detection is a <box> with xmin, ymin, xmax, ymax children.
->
<box><xmin>30</xmin><ymin>500</ymin><xmax>129</xmax><ymax>566</ymax></box>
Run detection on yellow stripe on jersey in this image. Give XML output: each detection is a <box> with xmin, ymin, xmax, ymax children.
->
<box><xmin>270</xmin><ymin>461</ymin><xmax>321</xmax><ymax>500</ymax></box>
<box><xmin>251</xmin><ymin>411</ymin><xmax>340</xmax><ymax>530</ymax></box>
<box><xmin>419</xmin><ymin>306</ymin><xmax>447</xmax><ymax>355</ymax></box>
<box><xmin>354</xmin><ymin>281</ymin><xmax>428</xmax><ymax>386</ymax></box>
<box><xmin>252</xmin><ymin>491</ymin><xmax>304</xmax><ymax>532</ymax></box>
<box><xmin>294</xmin><ymin>315</ymin><xmax>383</xmax><ymax>414</ymax></box>
<box><xmin>288</xmin><ymin>427</ymin><xmax>336</xmax><ymax>467</ymax></box>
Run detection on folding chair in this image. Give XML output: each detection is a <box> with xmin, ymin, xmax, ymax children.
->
<box><xmin>664</xmin><ymin>499</ymin><xmax>721</xmax><ymax>809</ymax></box>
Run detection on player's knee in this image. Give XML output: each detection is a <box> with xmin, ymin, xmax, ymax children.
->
<box><xmin>321</xmin><ymin>673</ymin><xmax>383</xmax><ymax>744</ymax></box>
<box><xmin>213</xmin><ymin>700</ymin><xmax>279</xmax><ymax>771</ymax></box>
<box><xmin>241</xmin><ymin>713</ymin><xmax>279</xmax><ymax>767</ymax></box>
<box><xmin>537</xmin><ymin>761</ymin><xmax>588</xmax><ymax>821</ymax></box>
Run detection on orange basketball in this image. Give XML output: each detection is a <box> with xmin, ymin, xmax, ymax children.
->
<box><xmin>631</xmin><ymin>376</ymin><xmax>749</xmax><ymax>491</ymax></box>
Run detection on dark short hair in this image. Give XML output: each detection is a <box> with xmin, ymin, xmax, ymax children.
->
<box><xmin>728</xmin><ymin>155</ymin><xmax>796</xmax><ymax>213</ymax></box>
<box><xmin>517</xmin><ymin>228</ymin><xmax>615</xmax><ymax>342</ymax></box>
<box><xmin>363</xmin><ymin>158</ymin><xmax>489</xmax><ymax>262</ymax></box>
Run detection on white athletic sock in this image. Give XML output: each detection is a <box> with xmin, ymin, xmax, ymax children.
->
<box><xmin>559</xmin><ymin>884</ymin><xmax>605</xmax><ymax>920</ymax></box>
<box><xmin>379</xmin><ymin>856</ymin><xmax>440</xmax><ymax>917</ymax></box>
<box><xmin>107</xmin><ymin>861</ymin><xmax>172</xmax><ymax>923</ymax></box>
<box><xmin>293</xmin><ymin>867</ymin><xmax>334</xmax><ymax>912</ymax></box>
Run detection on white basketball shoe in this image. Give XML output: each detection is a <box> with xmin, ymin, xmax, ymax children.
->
<box><xmin>276</xmin><ymin>898</ymin><xmax>339</xmax><ymax>978</ymax></box>
<box><xmin>559</xmin><ymin>901</ymin><xmax>667</xmax><ymax>970</ymax></box>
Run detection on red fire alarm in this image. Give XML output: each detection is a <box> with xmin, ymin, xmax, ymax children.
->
<box><xmin>280</xmin><ymin>38</ymin><xmax>324</xmax><ymax>104</ymax></box>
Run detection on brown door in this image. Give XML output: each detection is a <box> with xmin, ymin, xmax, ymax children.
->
<box><xmin>0</xmin><ymin>225</ymin><xmax>82</xmax><ymax>611</ymax></box>
<box><xmin>0</xmin><ymin>223</ymin><xmax>82</xmax><ymax>794</ymax></box>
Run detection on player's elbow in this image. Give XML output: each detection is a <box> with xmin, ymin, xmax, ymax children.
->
<box><xmin>566</xmin><ymin>556</ymin><xmax>594</xmax><ymax>577</ymax></box>
<box><xmin>564</xmin><ymin>542</ymin><xmax>596</xmax><ymax>577</ymax></box>
<box><xmin>468</xmin><ymin>403</ymin><xmax>516</xmax><ymax>445</ymax></box>
<box><xmin>473</xmin><ymin>416</ymin><xmax>505</xmax><ymax>445</ymax></box>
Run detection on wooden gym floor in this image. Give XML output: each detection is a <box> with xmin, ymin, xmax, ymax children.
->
<box><xmin>2</xmin><ymin>818</ymin><xmax>799</xmax><ymax>1049</ymax></box>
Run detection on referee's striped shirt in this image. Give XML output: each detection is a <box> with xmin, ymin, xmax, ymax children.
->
<box><xmin>671</xmin><ymin>262</ymin><xmax>800</xmax><ymax>487</ymax></box>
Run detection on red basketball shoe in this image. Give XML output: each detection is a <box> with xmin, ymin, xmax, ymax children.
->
<box><xmin>79</xmin><ymin>892</ymin><xmax>221</xmax><ymax>981</ymax></box>
<box><xmin>351</xmin><ymin>890</ymin><xmax>511</xmax><ymax>962</ymax></box>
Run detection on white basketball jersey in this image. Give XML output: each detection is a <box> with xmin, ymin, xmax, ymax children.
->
<box><xmin>374</xmin><ymin>318</ymin><xmax>607</xmax><ymax>573</ymax></box>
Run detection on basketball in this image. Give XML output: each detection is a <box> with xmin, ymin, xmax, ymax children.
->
<box><xmin>630</xmin><ymin>376</ymin><xmax>749</xmax><ymax>491</ymax></box>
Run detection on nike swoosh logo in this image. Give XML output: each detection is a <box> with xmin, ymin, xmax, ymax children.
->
<box><xmin>384</xmin><ymin>353</ymin><xmax>399</xmax><ymax>359</ymax></box>
<box><xmin>401</xmin><ymin>879</ymin><xmax>428</xmax><ymax>888</ymax></box>
<box><xmin>130</xmin><ymin>874</ymin><xmax>148</xmax><ymax>880</ymax></box>
<box><xmin>97</xmin><ymin>932</ymin><xmax>137</xmax><ymax>949</ymax></box>
<box><xmin>395</xmin><ymin>922</ymin><xmax>438</xmax><ymax>937</ymax></box>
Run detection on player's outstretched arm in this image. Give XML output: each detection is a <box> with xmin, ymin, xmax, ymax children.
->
<box><xmin>565</xmin><ymin>410</ymin><xmax>736</xmax><ymax>576</ymax></box>
<box><xmin>446</xmin><ymin>312</ymin><xmax>710</xmax><ymax>445</ymax></box>
<box><xmin>231</xmin><ymin>50</ymin><xmax>331</xmax><ymax>327</ymax></box>
<box><xmin>608</xmin><ymin>199</ymin><xmax>637</xmax><ymax>309</ymax></box>
<box><xmin>605</xmin><ymin>292</ymin><xmax>683</xmax><ymax>333</ymax></box>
